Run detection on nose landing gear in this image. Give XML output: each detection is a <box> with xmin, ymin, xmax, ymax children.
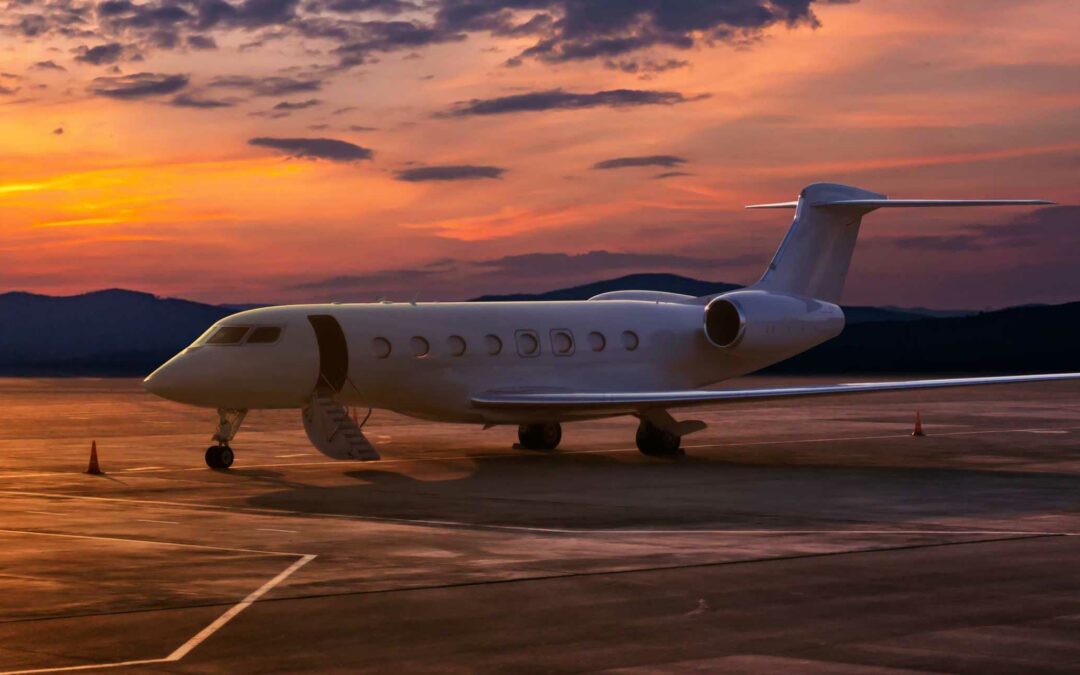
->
<box><xmin>517</xmin><ymin>422</ymin><xmax>562</xmax><ymax>451</ymax></box>
<box><xmin>205</xmin><ymin>444</ymin><xmax>234</xmax><ymax>469</ymax></box>
<box><xmin>206</xmin><ymin>408</ymin><xmax>246</xmax><ymax>469</ymax></box>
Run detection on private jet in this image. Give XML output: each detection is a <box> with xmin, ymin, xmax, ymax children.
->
<box><xmin>144</xmin><ymin>182</ymin><xmax>1079</xmax><ymax>469</ymax></box>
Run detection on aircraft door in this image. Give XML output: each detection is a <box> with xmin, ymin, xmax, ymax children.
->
<box><xmin>308</xmin><ymin>315</ymin><xmax>349</xmax><ymax>393</ymax></box>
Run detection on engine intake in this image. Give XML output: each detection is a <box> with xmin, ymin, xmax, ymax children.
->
<box><xmin>703</xmin><ymin>290</ymin><xmax>845</xmax><ymax>358</ymax></box>
<box><xmin>704</xmin><ymin>298</ymin><xmax>745</xmax><ymax>348</ymax></box>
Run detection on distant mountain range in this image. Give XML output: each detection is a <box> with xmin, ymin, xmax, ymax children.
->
<box><xmin>0</xmin><ymin>277</ymin><xmax>1074</xmax><ymax>376</ymax></box>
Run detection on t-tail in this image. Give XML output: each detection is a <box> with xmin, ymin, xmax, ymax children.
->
<box><xmin>747</xmin><ymin>182</ymin><xmax>1053</xmax><ymax>303</ymax></box>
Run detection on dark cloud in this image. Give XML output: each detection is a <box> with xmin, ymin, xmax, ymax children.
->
<box><xmin>654</xmin><ymin>171</ymin><xmax>693</xmax><ymax>179</ymax></box>
<box><xmin>208</xmin><ymin>74</ymin><xmax>322</xmax><ymax>96</ymax></box>
<box><xmin>322</xmin><ymin>0</ymin><xmax>419</xmax><ymax>13</ymax></box>
<box><xmin>31</xmin><ymin>60</ymin><xmax>67</xmax><ymax>71</ymax></box>
<box><xmin>395</xmin><ymin>165</ymin><xmax>505</xmax><ymax>181</ymax></box>
<box><xmin>74</xmin><ymin>42</ymin><xmax>127</xmax><ymax>65</ymax></box>
<box><xmin>592</xmin><ymin>154</ymin><xmax>687</xmax><ymax>170</ymax></box>
<box><xmin>53</xmin><ymin>126</ymin><xmax>64</xmax><ymax>135</ymax></box>
<box><xmin>248</xmin><ymin>136</ymin><xmax>374</xmax><ymax>161</ymax></box>
<box><xmin>273</xmin><ymin>98</ymin><xmax>322</xmax><ymax>110</ymax></box>
<box><xmin>186</xmin><ymin>34</ymin><xmax>217</xmax><ymax>49</ymax></box>
<box><xmin>890</xmin><ymin>206</ymin><xmax>1080</xmax><ymax>253</ymax></box>
<box><xmin>88</xmin><ymin>72</ymin><xmax>189</xmax><ymax>99</ymax></box>
<box><xmin>0</xmin><ymin>85</ymin><xmax>19</xmax><ymax>96</ymax></box>
<box><xmin>435</xmin><ymin>0</ymin><xmax>830</xmax><ymax>65</ymax></box>
<box><xmin>7</xmin><ymin>0</ymin><xmax>835</xmax><ymax>75</ymax></box>
<box><xmin>442</xmin><ymin>88</ymin><xmax>701</xmax><ymax>116</ymax></box>
<box><xmin>332</xmin><ymin>20</ymin><xmax>466</xmax><ymax>66</ymax></box>
<box><xmin>347</xmin><ymin>124</ymin><xmax>377</xmax><ymax>131</ymax></box>
<box><xmin>286</xmin><ymin>249</ymin><xmax>742</xmax><ymax>299</ymax></box>
<box><xmin>169</xmin><ymin>92</ymin><xmax>234</xmax><ymax>108</ymax></box>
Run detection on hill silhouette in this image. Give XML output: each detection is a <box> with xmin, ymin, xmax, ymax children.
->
<box><xmin>0</xmin><ymin>278</ymin><xmax>1071</xmax><ymax>376</ymax></box>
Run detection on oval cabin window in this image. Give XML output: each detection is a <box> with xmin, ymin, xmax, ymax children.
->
<box><xmin>410</xmin><ymin>336</ymin><xmax>430</xmax><ymax>357</ymax></box>
<box><xmin>371</xmin><ymin>337</ymin><xmax>392</xmax><ymax>358</ymax></box>
<box><xmin>516</xmin><ymin>331</ymin><xmax>539</xmax><ymax>357</ymax></box>
<box><xmin>485</xmin><ymin>334</ymin><xmax>502</xmax><ymax>355</ymax></box>
<box><xmin>621</xmin><ymin>330</ymin><xmax>639</xmax><ymax>351</ymax></box>
<box><xmin>447</xmin><ymin>335</ymin><xmax>466</xmax><ymax>356</ymax></box>
<box><xmin>551</xmin><ymin>330</ymin><xmax>573</xmax><ymax>356</ymax></box>
<box><xmin>588</xmin><ymin>331</ymin><xmax>605</xmax><ymax>352</ymax></box>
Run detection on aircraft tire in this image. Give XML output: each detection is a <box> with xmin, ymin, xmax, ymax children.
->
<box><xmin>205</xmin><ymin>445</ymin><xmax>235</xmax><ymax>469</ymax></box>
<box><xmin>635</xmin><ymin>423</ymin><xmax>684</xmax><ymax>458</ymax></box>
<box><xmin>517</xmin><ymin>423</ymin><xmax>562</xmax><ymax>450</ymax></box>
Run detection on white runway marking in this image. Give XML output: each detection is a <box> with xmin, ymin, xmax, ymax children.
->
<box><xmin>274</xmin><ymin>453</ymin><xmax>309</xmax><ymax>458</ymax></box>
<box><xmin>257</xmin><ymin>528</ymin><xmax>299</xmax><ymax>534</ymax></box>
<box><xmin>165</xmin><ymin>554</ymin><xmax>316</xmax><ymax>662</ymax></box>
<box><xmin>0</xmin><ymin>529</ymin><xmax>314</xmax><ymax>675</ymax></box>
<box><xmin>121</xmin><ymin>466</ymin><xmax>166</xmax><ymax>472</ymax></box>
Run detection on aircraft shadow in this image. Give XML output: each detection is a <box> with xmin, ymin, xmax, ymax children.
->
<box><xmin>243</xmin><ymin>447</ymin><xmax>1080</xmax><ymax>531</ymax></box>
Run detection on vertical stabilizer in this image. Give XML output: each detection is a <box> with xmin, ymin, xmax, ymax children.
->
<box><xmin>751</xmin><ymin>183</ymin><xmax>882</xmax><ymax>303</ymax></box>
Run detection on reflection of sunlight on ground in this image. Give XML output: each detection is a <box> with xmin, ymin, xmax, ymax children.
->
<box><xmin>1</xmin><ymin>377</ymin><xmax>1079</xmax><ymax>671</ymax></box>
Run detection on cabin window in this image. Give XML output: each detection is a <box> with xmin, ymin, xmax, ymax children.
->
<box><xmin>371</xmin><ymin>337</ymin><xmax>392</xmax><ymax>358</ymax></box>
<box><xmin>621</xmin><ymin>330</ymin><xmax>639</xmax><ymax>351</ymax></box>
<box><xmin>515</xmin><ymin>330</ymin><xmax>540</xmax><ymax>357</ymax></box>
<box><xmin>246</xmin><ymin>326</ymin><xmax>282</xmax><ymax>344</ymax></box>
<box><xmin>588</xmin><ymin>331</ymin><xmax>605</xmax><ymax>352</ymax></box>
<box><xmin>447</xmin><ymin>335</ymin><xmax>467</xmax><ymax>356</ymax></box>
<box><xmin>551</xmin><ymin>329</ymin><xmax>574</xmax><ymax>356</ymax></box>
<box><xmin>206</xmin><ymin>326</ymin><xmax>249</xmax><ymax>345</ymax></box>
<box><xmin>410</xmin><ymin>336</ymin><xmax>430</xmax><ymax>357</ymax></box>
<box><xmin>485</xmin><ymin>334</ymin><xmax>503</xmax><ymax>355</ymax></box>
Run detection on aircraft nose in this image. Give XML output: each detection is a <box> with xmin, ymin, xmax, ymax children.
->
<box><xmin>143</xmin><ymin>352</ymin><xmax>194</xmax><ymax>402</ymax></box>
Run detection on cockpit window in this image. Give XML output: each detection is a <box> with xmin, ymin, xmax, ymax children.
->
<box><xmin>247</xmin><ymin>326</ymin><xmax>282</xmax><ymax>344</ymax></box>
<box><xmin>206</xmin><ymin>326</ymin><xmax>249</xmax><ymax>344</ymax></box>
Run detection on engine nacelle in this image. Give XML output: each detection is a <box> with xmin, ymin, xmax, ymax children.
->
<box><xmin>704</xmin><ymin>290</ymin><xmax>845</xmax><ymax>359</ymax></box>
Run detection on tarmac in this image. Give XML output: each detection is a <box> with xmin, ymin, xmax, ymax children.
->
<box><xmin>1</xmin><ymin>376</ymin><xmax>1080</xmax><ymax>673</ymax></box>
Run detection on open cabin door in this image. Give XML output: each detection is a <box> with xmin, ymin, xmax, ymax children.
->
<box><xmin>307</xmin><ymin>314</ymin><xmax>348</xmax><ymax>393</ymax></box>
<box><xmin>302</xmin><ymin>314</ymin><xmax>379</xmax><ymax>461</ymax></box>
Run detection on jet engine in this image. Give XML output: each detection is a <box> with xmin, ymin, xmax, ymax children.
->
<box><xmin>704</xmin><ymin>290</ymin><xmax>845</xmax><ymax>359</ymax></box>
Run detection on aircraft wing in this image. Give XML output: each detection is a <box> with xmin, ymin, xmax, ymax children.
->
<box><xmin>472</xmin><ymin>372</ymin><xmax>1080</xmax><ymax>414</ymax></box>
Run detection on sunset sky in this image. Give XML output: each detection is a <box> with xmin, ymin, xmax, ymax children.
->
<box><xmin>1</xmin><ymin>0</ymin><xmax>1078</xmax><ymax>308</ymax></box>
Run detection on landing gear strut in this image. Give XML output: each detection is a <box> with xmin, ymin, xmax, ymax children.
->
<box><xmin>636</xmin><ymin>420</ymin><xmax>684</xmax><ymax>458</ymax></box>
<box><xmin>206</xmin><ymin>408</ymin><xmax>246</xmax><ymax>469</ymax></box>
<box><xmin>517</xmin><ymin>422</ymin><xmax>562</xmax><ymax>450</ymax></box>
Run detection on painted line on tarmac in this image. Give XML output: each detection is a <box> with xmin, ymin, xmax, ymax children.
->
<box><xmin>0</xmin><ymin>531</ymin><xmax>315</xmax><ymax>675</ymax></box>
<box><xmin>1</xmin><ymin>423</ymin><xmax>1078</xmax><ymax>480</ymax></box>
<box><xmin>0</xmin><ymin>527</ymin><xmax>304</xmax><ymax>558</ymax></box>
<box><xmin>0</xmin><ymin>489</ymin><xmax>1075</xmax><ymax>539</ymax></box>
<box><xmin>135</xmin><ymin>519</ymin><xmax>180</xmax><ymax>525</ymax></box>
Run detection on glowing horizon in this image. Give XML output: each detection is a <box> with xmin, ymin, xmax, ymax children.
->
<box><xmin>2</xmin><ymin>0</ymin><xmax>1078</xmax><ymax>308</ymax></box>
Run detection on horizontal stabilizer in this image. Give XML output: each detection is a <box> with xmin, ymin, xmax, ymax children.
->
<box><xmin>473</xmin><ymin>372</ymin><xmax>1080</xmax><ymax>415</ymax></box>
<box><xmin>747</xmin><ymin>198</ymin><xmax>1054</xmax><ymax>210</ymax></box>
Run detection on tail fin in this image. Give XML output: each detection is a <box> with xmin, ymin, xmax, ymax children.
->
<box><xmin>748</xmin><ymin>182</ymin><xmax>1052</xmax><ymax>303</ymax></box>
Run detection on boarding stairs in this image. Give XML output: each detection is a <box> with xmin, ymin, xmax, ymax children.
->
<box><xmin>302</xmin><ymin>389</ymin><xmax>380</xmax><ymax>461</ymax></box>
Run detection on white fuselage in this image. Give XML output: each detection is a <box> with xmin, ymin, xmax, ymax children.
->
<box><xmin>144</xmin><ymin>293</ymin><xmax>844</xmax><ymax>424</ymax></box>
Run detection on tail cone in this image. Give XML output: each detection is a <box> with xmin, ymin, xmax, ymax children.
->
<box><xmin>86</xmin><ymin>440</ymin><xmax>103</xmax><ymax>475</ymax></box>
<box><xmin>912</xmin><ymin>412</ymin><xmax>926</xmax><ymax>437</ymax></box>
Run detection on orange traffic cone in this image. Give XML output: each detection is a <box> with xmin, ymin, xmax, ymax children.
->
<box><xmin>86</xmin><ymin>440</ymin><xmax>103</xmax><ymax>475</ymax></box>
<box><xmin>912</xmin><ymin>411</ymin><xmax>926</xmax><ymax>437</ymax></box>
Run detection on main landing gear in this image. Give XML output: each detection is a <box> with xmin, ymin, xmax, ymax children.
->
<box><xmin>635</xmin><ymin>419</ymin><xmax>685</xmax><ymax>458</ymax></box>
<box><xmin>517</xmin><ymin>422</ymin><xmax>562</xmax><ymax>451</ymax></box>
<box><xmin>206</xmin><ymin>408</ymin><xmax>246</xmax><ymax>470</ymax></box>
